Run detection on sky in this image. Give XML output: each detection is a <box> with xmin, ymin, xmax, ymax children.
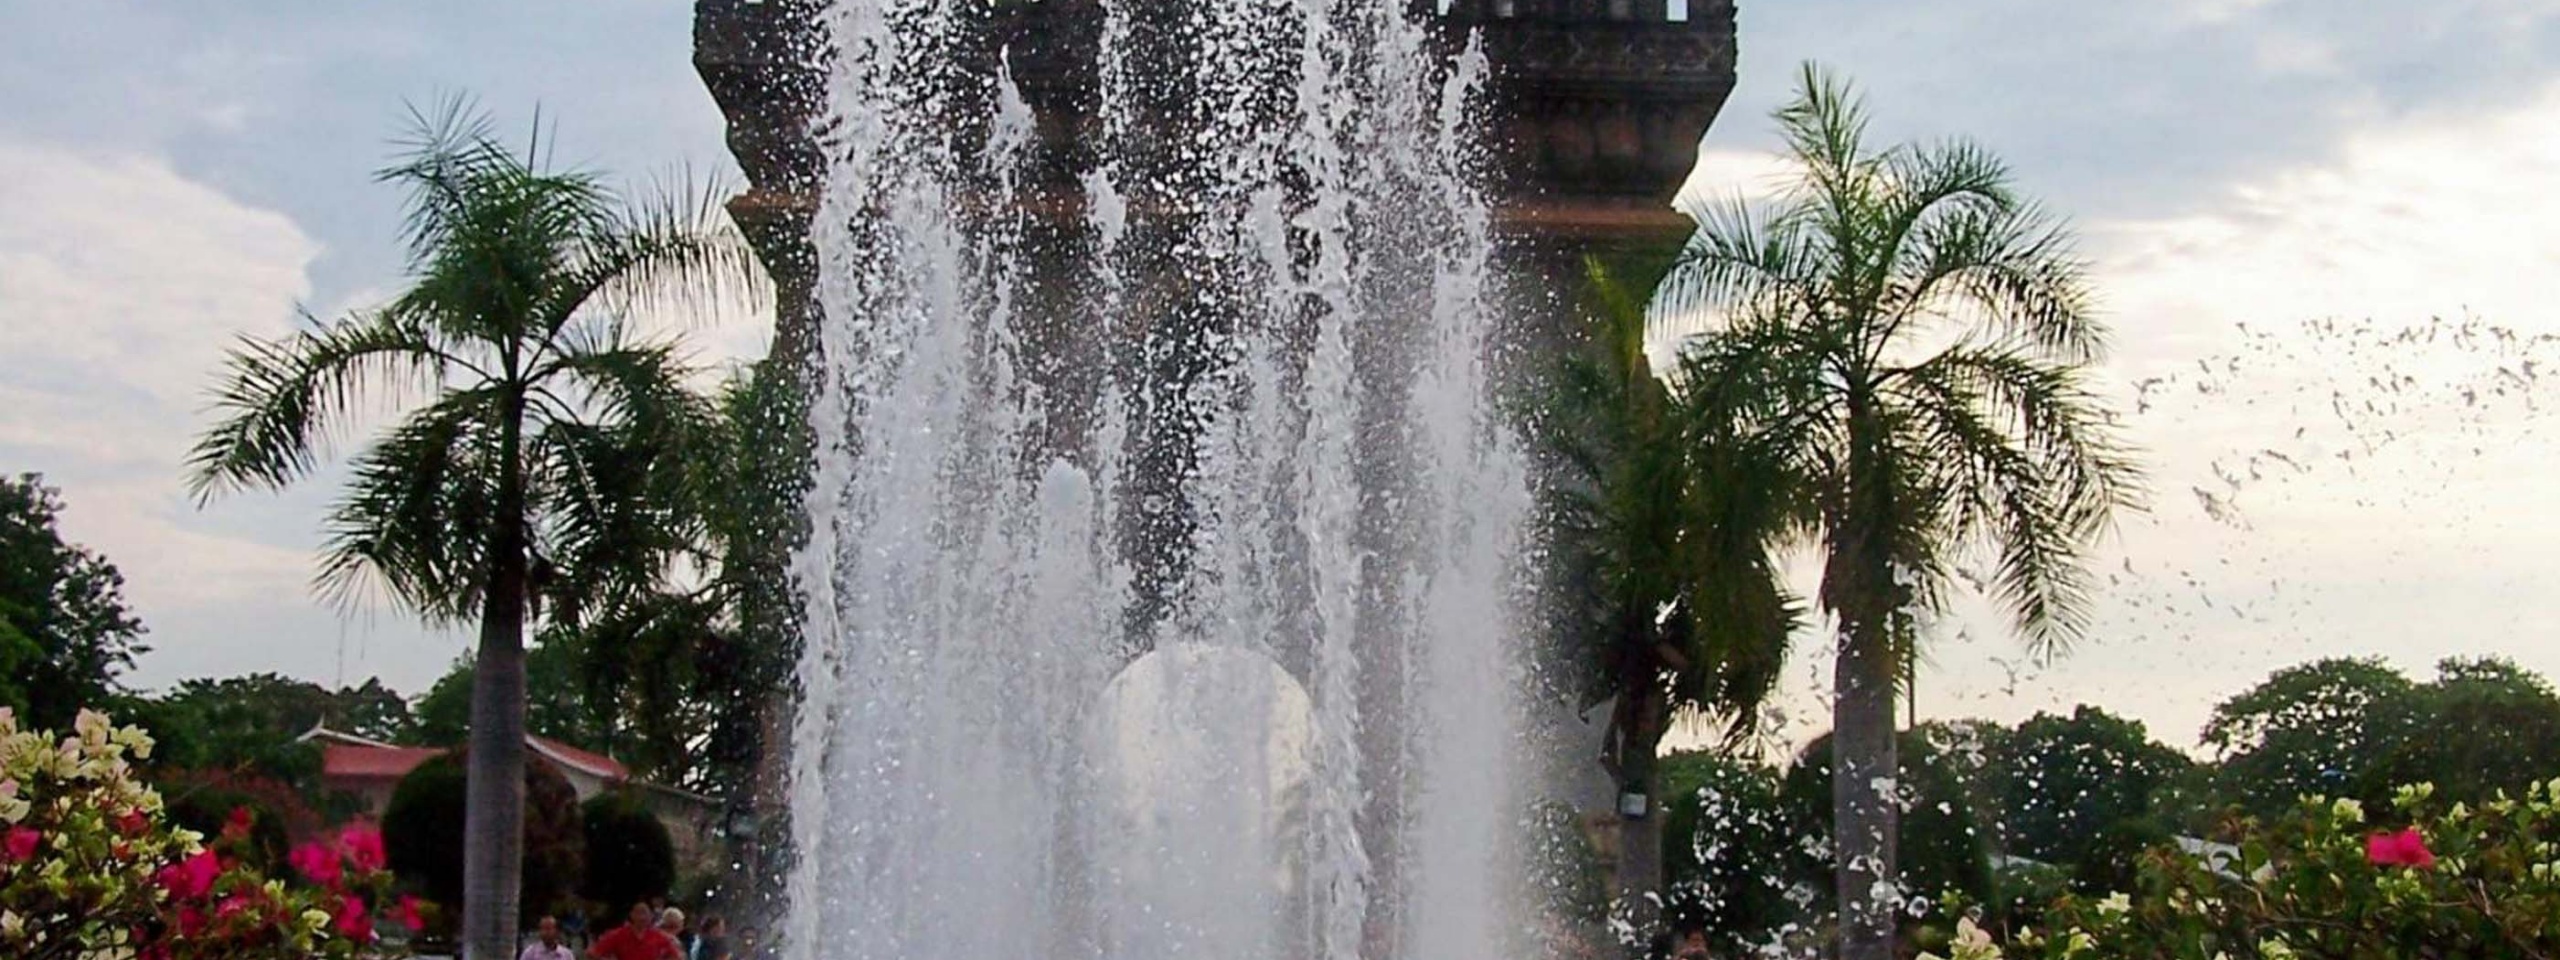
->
<box><xmin>5</xmin><ymin>1</ymin><xmax>2560</xmax><ymax>756</ymax></box>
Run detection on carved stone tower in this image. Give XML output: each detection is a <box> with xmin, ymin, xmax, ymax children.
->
<box><xmin>692</xmin><ymin>0</ymin><xmax>1739</xmax><ymax>940</ymax></box>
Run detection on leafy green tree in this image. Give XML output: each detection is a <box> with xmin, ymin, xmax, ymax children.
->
<box><xmin>186</xmin><ymin>103</ymin><xmax>756</xmax><ymax>958</ymax></box>
<box><xmin>412</xmin><ymin>645</ymin><xmax>607</xmax><ymax>754</ymax></box>
<box><xmin>0</xmin><ymin>474</ymin><xmax>147</xmax><ymax>728</ymax></box>
<box><xmin>382</xmin><ymin>750</ymin><xmax>587</xmax><ymax>921</ymax></box>
<box><xmin>1659</xmin><ymin>750</ymin><xmax>1797</xmax><ymax>950</ymax></box>
<box><xmin>1536</xmin><ymin>260</ymin><xmax>1801</xmax><ymax>911</ymax></box>
<box><xmin>1988</xmin><ymin>706</ymin><xmax>2192</xmax><ymax>870</ymax></box>
<box><xmin>1656</xmin><ymin>65</ymin><xmax>2140</xmax><ymax>960</ymax></box>
<box><xmin>2375</xmin><ymin>657</ymin><xmax>2560</xmax><ymax>806</ymax></box>
<box><xmin>2202</xmin><ymin>657</ymin><xmax>2421</xmax><ymax>818</ymax></box>
<box><xmin>1780</xmin><ymin>729</ymin><xmax>1996</xmax><ymax>936</ymax></box>
<box><xmin>579</xmin><ymin>792</ymin><xmax>676</xmax><ymax>912</ymax></box>
<box><xmin>125</xmin><ymin>673</ymin><xmax>418</xmax><ymax>790</ymax></box>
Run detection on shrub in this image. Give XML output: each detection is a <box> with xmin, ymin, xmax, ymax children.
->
<box><xmin>580</xmin><ymin>791</ymin><xmax>675</xmax><ymax>911</ymax></box>
<box><xmin>382</xmin><ymin>747</ymin><xmax>585</xmax><ymax>917</ymax></box>
<box><xmin>1951</xmin><ymin>781</ymin><xmax>2560</xmax><ymax>957</ymax></box>
<box><xmin>0</xmin><ymin>708</ymin><xmax>417</xmax><ymax>959</ymax></box>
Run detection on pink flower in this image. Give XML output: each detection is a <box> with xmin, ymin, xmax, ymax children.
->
<box><xmin>175</xmin><ymin>905</ymin><xmax>207</xmax><ymax>937</ymax></box>
<box><xmin>2367</xmin><ymin>827</ymin><xmax>2437</xmax><ymax>869</ymax></box>
<box><xmin>222</xmin><ymin>807</ymin><xmax>253</xmax><ymax>842</ymax></box>
<box><xmin>217</xmin><ymin>890</ymin><xmax>259</xmax><ymax>919</ymax></box>
<box><xmin>333</xmin><ymin>893</ymin><xmax>374</xmax><ymax>942</ymax></box>
<box><xmin>157</xmin><ymin>849</ymin><xmax>221</xmax><ymax>900</ymax></box>
<box><xmin>338</xmin><ymin>824</ymin><xmax>386</xmax><ymax>873</ymax></box>
<box><xmin>394</xmin><ymin>894</ymin><xmax>426</xmax><ymax>931</ymax></box>
<box><xmin>290</xmin><ymin>840</ymin><xmax>343</xmax><ymax>888</ymax></box>
<box><xmin>115</xmin><ymin>808</ymin><xmax>149</xmax><ymax>838</ymax></box>
<box><xmin>4</xmin><ymin>826</ymin><xmax>40</xmax><ymax>862</ymax></box>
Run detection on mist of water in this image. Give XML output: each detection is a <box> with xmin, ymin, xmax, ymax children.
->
<box><xmin>780</xmin><ymin>2</ymin><xmax>1529</xmax><ymax>958</ymax></box>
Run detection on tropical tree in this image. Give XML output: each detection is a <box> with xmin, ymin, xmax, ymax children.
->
<box><xmin>1986</xmin><ymin>706</ymin><xmax>2191</xmax><ymax>871</ymax></box>
<box><xmin>187</xmin><ymin>103</ymin><xmax>758</xmax><ymax>960</ymax></box>
<box><xmin>1655</xmin><ymin>65</ymin><xmax>2140</xmax><ymax>960</ymax></box>
<box><xmin>1537</xmin><ymin>260</ymin><xmax>1800</xmax><ymax>912</ymax></box>
<box><xmin>0</xmin><ymin>473</ymin><xmax>147</xmax><ymax>728</ymax></box>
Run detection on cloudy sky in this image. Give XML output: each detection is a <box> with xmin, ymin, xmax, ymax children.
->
<box><xmin>4</xmin><ymin>1</ymin><xmax>2559</xmax><ymax>754</ymax></box>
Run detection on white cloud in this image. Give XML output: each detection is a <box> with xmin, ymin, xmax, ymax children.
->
<box><xmin>0</xmin><ymin>141</ymin><xmax>467</xmax><ymax>692</ymax></box>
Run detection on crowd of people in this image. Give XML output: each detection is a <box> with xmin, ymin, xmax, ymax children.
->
<box><xmin>516</xmin><ymin>900</ymin><xmax>757</xmax><ymax>960</ymax></box>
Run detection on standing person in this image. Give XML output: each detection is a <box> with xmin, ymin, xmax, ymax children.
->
<box><xmin>693</xmin><ymin>915</ymin><xmax>733</xmax><ymax>960</ymax></box>
<box><xmin>591</xmin><ymin>902</ymin><xmax>683</xmax><ymax>960</ymax></box>
<box><xmin>657</xmin><ymin>906</ymin><xmax>693</xmax><ymax>958</ymax></box>
<box><xmin>519</xmin><ymin>916</ymin><xmax>575</xmax><ymax>960</ymax></box>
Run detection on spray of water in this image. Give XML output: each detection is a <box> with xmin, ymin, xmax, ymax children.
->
<box><xmin>783</xmin><ymin>2</ymin><xmax>1529</xmax><ymax>958</ymax></box>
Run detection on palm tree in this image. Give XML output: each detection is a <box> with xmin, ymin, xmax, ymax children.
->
<box><xmin>1539</xmin><ymin>259</ymin><xmax>1801</xmax><ymax>916</ymax></box>
<box><xmin>1654</xmin><ymin>66</ymin><xmax>2141</xmax><ymax>960</ymax></box>
<box><xmin>188</xmin><ymin>103</ymin><xmax>758</xmax><ymax>960</ymax></box>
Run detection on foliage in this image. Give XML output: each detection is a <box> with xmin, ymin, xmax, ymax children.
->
<box><xmin>579</xmin><ymin>792</ymin><xmax>675</xmax><ymax>912</ymax></box>
<box><xmin>413</xmin><ymin>646</ymin><xmax>608</xmax><ymax>754</ymax></box>
<box><xmin>1659</xmin><ymin>749</ymin><xmax>1800</xmax><ymax>948</ymax></box>
<box><xmin>2205</xmin><ymin>656</ymin><xmax>2560</xmax><ymax>818</ymax></box>
<box><xmin>1989</xmin><ymin>706</ymin><xmax>2194</xmax><ymax>870</ymax></box>
<box><xmin>2203</xmin><ymin>657</ymin><xmax>2420</xmax><ymax>818</ymax></box>
<box><xmin>0</xmin><ymin>476</ymin><xmax>148</xmax><ymax>730</ymax></box>
<box><xmin>1656</xmin><ymin>63</ymin><xmax>2140</xmax><ymax>958</ymax></box>
<box><xmin>153</xmin><ymin>768</ymin><xmax>316</xmax><ymax>872</ymax></box>
<box><xmin>0</xmin><ymin>710</ymin><xmax>416</xmax><ymax>960</ymax></box>
<box><xmin>2372</xmin><ymin>657</ymin><xmax>2560</xmax><ymax>808</ymax></box>
<box><xmin>1780</xmin><ymin>729</ymin><xmax>1997</xmax><ymax>922</ymax></box>
<box><xmin>381</xmin><ymin>749</ymin><xmax>585</xmax><ymax>915</ymax></box>
<box><xmin>185</xmin><ymin>99</ymin><xmax>756</xmax><ymax>958</ymax></box>
<box><xmin>1956</xmin><ymin>782</ymin><xmax>2560</xmax><ymax>958</ymax></box>
<box><xmin>121</xmin><ymin>673</ymin><xmax>416</xmax><ymax>794</ymax></box>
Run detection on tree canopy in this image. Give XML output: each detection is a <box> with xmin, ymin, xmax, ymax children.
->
<box><xmin>0</xmin><ymin>474</ymin><xmax>147</xmax><ymax>729</ymax></box>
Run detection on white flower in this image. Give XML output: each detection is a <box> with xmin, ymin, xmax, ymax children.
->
<box><xmin>2332</xmin><ymin>797</ymin><xmax>2364</xmax><ymax>824</ymax></box>
<box><xmin>2096</xmin><ymin>892</ymin><xmax>2132</xmax><ymax>916</ymax></box>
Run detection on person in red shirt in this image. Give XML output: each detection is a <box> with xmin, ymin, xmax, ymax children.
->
<box><xmin>589</xmin><ymin>901</ymin><xmax>683</xmax><ymax>960</ymax></box>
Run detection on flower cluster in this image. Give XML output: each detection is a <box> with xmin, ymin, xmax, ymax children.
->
<box><xmin>1951</xmin><ymin>780</ymin><xmax>2560</xmax><ymax>957</ymax></box>
<box><xmin>0</xmin><ymin>709</ymin><xmax>419</xmax><ymax>959</ymax></box>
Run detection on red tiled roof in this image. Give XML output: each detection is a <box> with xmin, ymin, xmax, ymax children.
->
<box><xmin>316</xmin><ymin>734</ymin><xmax>627</xmax><ymax>784</ymax></box>
<box><xmin>321</xmin><ymin>743</ymin><xmax>446</xmax><ymax>781</ymax></box>
<box><xmin>529</xmin><ymin>736</ymin><xmax>627</xmax><ymax>781</ymax></box>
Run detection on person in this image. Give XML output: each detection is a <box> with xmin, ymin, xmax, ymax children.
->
<box><xmin>591</xmin><ymin>901</ymin><xmax>683</xmax><ymax>960</ymax></box>
<box><xmin>519</xmin><ymin>916</ymin><xmax>575</xmax><ymax>960</ymax></box>
<box><xmin>658</xmin><ymin>906</ymin><xmax>693</xmax><ymax>958</ymax></box>
<box><xmin>1669</xmin><ymin>921</ymin><xmax>1716</xmax><ymax>960</ymax></box>
<box><xmin>692</xmin><ymin>915</ymin><xmax>733</xmax><ymax>960</ymax></box>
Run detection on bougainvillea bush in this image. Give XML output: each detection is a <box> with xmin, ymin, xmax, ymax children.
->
<box><xmin>0</xmin><ymin>708</ymin><xmax>419</xmax><ymax>959</ymax></box>
<box><xmin>1934</xmin><ymin>780</ymin><xmax>2560</xmax><ymax>959</ymax></box>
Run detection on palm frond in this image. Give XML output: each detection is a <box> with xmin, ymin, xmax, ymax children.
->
<box><xmin>1892</xmin><ymin>197</ymin><xmax>2103</xmax><ymax>364</ymax></box>
<box><xmin>314</xmin><ymin>387</ymin><xmax>504</xmax><ymax>622</ymax></box>
<box><xmin>1885</xmin><ymin>346</ymin><xmax>2142</xmax><ymax>654</ymax></box>
<box><xmin>187</xmin><ymin>306</ymin><xmax>459</xmax><ymax>502</ymax></box>
<box><xmin>543</xmin><ymin>168</ymin><xmax>769</xmax><ymax>335</ymax></box>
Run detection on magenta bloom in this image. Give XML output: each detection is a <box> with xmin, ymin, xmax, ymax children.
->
<box><xmin>290</xmin><ymin>840</ymin><xmax>343</xmax><ymax>888</ymax></box>
<box><xmin>393</xmin><ymin>894</ymin><xmax>426</xmax><ymax>931</ymax></box>
<box><xmin>3</xmin><ymin>826</ymin><xmax>40</xmax><ymax>862</ymax></box>
<box><xmin>2367</xmin><ymin>827</ymin><xmax>2438</xmax><ymax>869</ymax></box>
<box><xmin>333</xmin><ymin>893</ymin><xmax>375</xmax><ymax>942</ymax></box>
<box><xmin>157</xmin><ymin>849</ymin><xmax>221</xmax><ymax>900</ymax></box>
<box><xmin>338</xmin><ymin>824</ymin><xmax>386</xmax><ymax>873</ymax></box>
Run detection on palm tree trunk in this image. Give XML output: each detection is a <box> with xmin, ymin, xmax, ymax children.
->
<box><xmin>463</xmin><ymin>395</ymin><xmax>532</xmax><ymax>960</ymax></box>
<box><xmin>1833</xmin><ymin>615</ymin><xmax>1899</xmax><ymax>960</ymax></box>
<box><xmin>1613</xmin><ymin>695</ymin><xmax>1668</xmax><ymax>927</ymax></box>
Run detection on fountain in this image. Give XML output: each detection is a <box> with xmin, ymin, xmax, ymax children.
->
<box><xmin>691</xmin><ymin>2</ymin><xmax>1739</xmax><ymax>958</ymax></box>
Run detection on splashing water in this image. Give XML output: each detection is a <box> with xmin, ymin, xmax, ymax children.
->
<box><xmin>783</xmin><ymin>2</ymin><xmax>1528</xmax><ymax>958</ymax></box>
